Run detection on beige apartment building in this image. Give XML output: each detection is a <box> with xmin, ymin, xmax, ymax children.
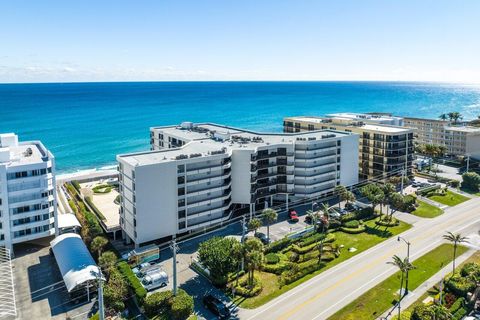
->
<box><xmin>403</xmin><ymin>117</ymin><xmax>480</xmax><ymax>159</ymax></box>
<box><xmin>284</xmin><ymin>113</ymin><xmax>414</xmax><ymax>180</ymax></box>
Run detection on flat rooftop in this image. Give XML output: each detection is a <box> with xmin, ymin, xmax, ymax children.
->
<box><xmin>0</xmin><ymin>142</ymin><xmax>49</xmax><ymax>166</ymax></box>
<box><xmin>445</xmin><ymin>126</ymin><xmax>480</xmax><ymax>133</ymax></box>
<box><xmin>121</xmin><ymin>123</ymin><xmax>353</xmax><ymax>166</ymax></box>
<box><xmin>284</xmin><ymin>116</ymin><xmax>411</xmax><ymax>133</ymax></box>
<box><xmin>326</xmin><ymin>112</ymin><xmax>402</xmax><ymax>122</ymax></box>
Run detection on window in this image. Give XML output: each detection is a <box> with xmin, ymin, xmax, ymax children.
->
<box><xmin>178</xmin><ymin>199</ymin><xmax>185</xmax><ymax>207</ymax></box>
<box><xmin>178</xmin><ymin>221</ymin><xmax>186</xmax><ymax>229</ymax></box>
<box><xmin>308</xmin><ymin>124</ymin><xmax>315</xmax><ymax>131</ymax></box>
<box><xmin>178</xmin><ymin>187</ymin><xmax>185</xmax><ymax>196</ymax></box>
<box><xmin>178</xmin><ymin>176</ymin><xmax>185</xmax><ymax>184</ymax></box>
<box><xmin>178</xmin><ymin>210</ymin><xmax>186</xmax><ymax>219</ymax></box>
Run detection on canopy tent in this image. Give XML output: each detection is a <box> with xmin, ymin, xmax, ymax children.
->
<box><xmin>50</xmin><ymin>233</ymin><xmax>104</xmax><ymax>292</ymax></box>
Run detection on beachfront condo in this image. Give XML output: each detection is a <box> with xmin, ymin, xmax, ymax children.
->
<box><xmin>284</xmin><ymin>113</ymin><xmax>414</xmax><ymax>180</ymax></box>
<box><xmin>117</xmin><ymin>122</ymin><xmax>359</xmax><ymax>246</ymax></box>
<box><xmin>0</xmin><ymin>133</ymin><xmax>58</xmax><ymax>254</ymax></box>
<box><xmin>403</xmin><ymin>117</ymin><xmax>480</xmax><ymax>159</ymax></box>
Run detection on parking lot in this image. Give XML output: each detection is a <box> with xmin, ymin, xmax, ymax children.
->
<box><xmin>11</xmin><ymin>239</ymin><xmax>97</xmax><ymax>320</ymax></box>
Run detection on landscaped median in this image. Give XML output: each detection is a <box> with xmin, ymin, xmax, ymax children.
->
<box><xmin>227</xmin><ymin>213</ymin><xmax>411</xmax><ymax>309</ymax></box>
<box><xmin>426</xmin><ymin>189</ymin><xmax>469</xmax><ymax>207</ymax></box>
<box><xmin>328</xmin><ymin>243</ymin><xmax>469</xmax><ymax>320</ymax></box>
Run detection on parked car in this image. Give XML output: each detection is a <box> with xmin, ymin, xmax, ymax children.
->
<box><xmin>132</xmin><ymin>262</ymin><xmax>151</xmax><ymax>276</ymax></box>
<box><xmin>203</xmin><ymin>294</ymin><xmax>231</xmax><ymax>319</ymax></box>
<box><xmin>328</xmin><ymin>209</ymin><xmax>341</xmax><ymax>219</ymax></box>
<box><xmin>141</xmin><ymin>270</ymin><xmax>169</xmax><ymax>291</ymax></box>
<box><xmin>288</xmin><ymin>209</ymin><xmax>299</xmax><ymax>222</ymax></box>
<box><xmin>254</xmin><ymin>232</ymin><xmax>270</xmax><ymax>245</ymax></box>
<box><xmin>345</xmin><ymin>203</ymin><xmax>360</xmax><ymax>212</ymax></box>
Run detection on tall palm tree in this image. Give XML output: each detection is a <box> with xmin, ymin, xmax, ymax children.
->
<box><xmin>443</xmin><ymin>232</ymin><xmax>469</xmax><ymax>274</ymax></box>
<box><xmin>387</xmin><ymin>255</ymin><xmax>416</xmax><ymax>319</ymax></box>
<box><xmin>382</xmin><ymin>183</ymin><xmax>396</xmax><ymax>221</ymax></box>
<box><xmin>248</xmin><ymin>218</ymin><xmax>262</xmax><ymax>235</ymax></box>
<box><xmin>243</xmin><ymin>238</ymin><xmax>264</xmax><ymax>287</ymax></box>
<box><xmin>439</xmin><ymin>113</ymin><xmax>448</xmax><ymax>121</ymax></box>
<box><xmin>335</xmin><ymin>185</ymin><xmax>348</xmax><ymax>209</ymax></box>
<box><xmin>344</xmin><ymin>191</ymin><xmax>356</xmax><ymax>206</ymax></box>
<box><xmin>317</xmin><ymin>204</ymin><xmax>330</xmax><ymax>264</ymax></box>
<box><xmin>232</xmin><ymin>240</ymin><xmax>244</xmax><ymax>286</ymax></box>
<box><xmin>262</xmin><ymin>208</ymin><xmax>278</xmax><ymax>241</ymax></box>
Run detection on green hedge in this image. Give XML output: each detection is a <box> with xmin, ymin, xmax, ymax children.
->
<box><xmin>72</xmin><ymin>180</ymin><xmax>81</xmax><ymax>192</ymax></box>
<box><xmin>234</xmin><ymin>276</ymin><xmax>262</xmax><ymax>297</ymax></box>
<box><xmin>340</xmin><ymin>225</ymin><xmax>366</xmax><ymax>234</ymax></box>
<box><xmin>343</xmin><ymin>220</ymin><xmax>360</xmax><ymax>228</ymax></box>
<box><xmin>144</xmin><ymin>291</ymin><xmax>173</xmax><ymax>317</ymax></box>
<box><xmin>449</xmin><ymin>297</ymin><xmax>465</xmax><ymax>314</ymax></box>
<box><xmin>265</xmin><ymin>253</ymin><xmax>280</xmax><ymax>264</ymax></box>
<box><xmin>227</xmin><ymin>270</ymin><xmax>245</xmax><ymax>282</ymax></box>
<box><xmin>117</xmin><ymin>261</ymin><xmax>147</xmax><ymax>304</ymax></box>
<box><xmin>85</xmin><ymin>196</ymin><xmax>106</xmax><ymax>220</ymax></box>
<box><xmin>262</xmin><ymin>263</ymin><xmax>289</xmax><ymax>275</ymax></box>
<box><xmin>265</xmin><ymin>237</ymin><xmax>291</xmax><ymax>254</ymax></box>
<box><xmin>452</xmin><ymin>307</ymin><xmax>468</xmax><ymax>320</ymax></box>
<box><xmin>446</xmin><ymin>274</ymin><xmax>476</xmax><ymax>298</ymax></box>
<box><xmin>92</xmin><ymin>184</ymin><xmax>113</xmax><ymax>194</ymax></box>
<box><xmin>171</xmin><ymin>290</ymin><xmax>194</xmax><ymax>320</ymax></box>
<box><xmin>375</xmin><ymin>217</ymin><xmax>399</xmax><ymax>227</ymax></box>
<box><xmin>281</xmin><ymin>260</ymin><xmax>324</xmax><ymax>285</ymax></box>
<box><xmin>297</xmin><ymin>232</ymin><xmax>335</xmax><ymax>248</ymax></box>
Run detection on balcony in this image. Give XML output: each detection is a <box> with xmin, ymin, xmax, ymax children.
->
<box><xmin>186</xmin><ymin>190</ymin><xmax>232</xmax><ymax>207</ymax></box>
<box><xmin>186</xmin><ymin>200</ymin><xmax>231</xmax><ymax>218</ymax></box>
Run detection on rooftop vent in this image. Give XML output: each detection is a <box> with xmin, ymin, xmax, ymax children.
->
<box><xmin>23</xmin><ymin>147</ymin><xmax>33</xmax><ymax>157</ymax></box>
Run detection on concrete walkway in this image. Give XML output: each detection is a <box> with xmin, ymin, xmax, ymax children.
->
<box><xmin>378</xmin><ymin>248</ymin><xmax>478</xmax><ymax>319</ymax></box>
<box><xmin>418</xmin><ymin>195</ymin><xmax>449</xmax><ymax>210</ymax></box>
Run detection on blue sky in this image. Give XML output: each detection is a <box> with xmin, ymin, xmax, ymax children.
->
<box><xmin>1</xmin><ymin>0</ymin><xmax>480</xmax><ymax>83</ymax></box>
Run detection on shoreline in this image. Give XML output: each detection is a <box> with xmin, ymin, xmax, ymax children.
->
<box><xmin>56</xmin><ymin>165</ymin><xmax>118</xmax><ymax>183</ymax></box>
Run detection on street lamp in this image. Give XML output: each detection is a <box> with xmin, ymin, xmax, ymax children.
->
<box><xmin>311</xmin><ymin>201</ymin><xmax>318</xmax><ymax>212</ymax></box>
<box><xmin>397</xmin><ymin>236</ymin><xmax>411</xmax><ymax>295</ymax></box>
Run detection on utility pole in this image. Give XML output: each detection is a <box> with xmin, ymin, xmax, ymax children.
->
<box><xmin>91</xmin><ymin>270</ymin><xmax>105</xmax><ymax>320</ymax></box>
<box><xmin>466</xmin><ymin>155</ymin><xmax>470</xmax><ymax>173</ymax></box>
<box><xmin>170</xmin><ymin>235</ymin><xmax>179</xmax><ymax>296</ymax></box>
<box><xmin>241</xmin><ymin>215</ymin><xmax>246</xmax><ymax>271</ymax></box>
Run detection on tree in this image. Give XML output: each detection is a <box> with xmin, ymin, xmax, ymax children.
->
<box><xmin>387</xmin><ymin>255</ymin><xmax>416</xmax><ymax>318</ymax></box>
<box><xmin>198</xmin><ymin>237</ymin><xmax>240</xmax><ymax>285</ymax></box>
<box><xmin>99</xmin><ymin>251</ymin><xmax>117</xmax><ymax>275</ymax></box>
<box><xmin>462</xmin><ymin>172</ymin><xmax>480</xmax><ymax>191</ymax></box>
<box><xmin>248</xmin><ymin>218</ymin><xmax>262</xmax><ymax>234</ymax></box>
<box><xmin>361</xmin><ymin>184</ymin><xmax>385</xmax><ymax>214</ymax></box>
<box><xmin>382</xmin><ymin>183</ymin><xmax>396</xmax><ymax>219</ymax></box>
<box><xmin>243</xmin><ymin>238</ymin><xmax>263</xmax><ymax>288</ymax></box>
<box><xmin>389</xmin><ymin>192</ymin><xmax>406</xmax><ymax>212</ymax></box>
<box><xmin>439</xmin><ymin>113</ymin><xmax>448</xmax><ymax>121</ymax></box>
<box><xmin>335</xmin><ymin>185</ymin><xmax>348</xmax><ymax>209</ymax></box>
<box><xmin>90</xmin><ymin>236</ymin><xmax>108</xmax><ymax>258</ymax></box>
<box><xmin>443</xmin><ymin>232</ymin><xmax>469</xmax><ymax>275</ymax></box>
<box><xmin>448</xmin><ymin>112</ymin><xmax>462</xmax><ymax>124</ymax></box>
<box><xmin>316</xmin><ymin>204</ymin><xmax>330</xmax><ymax>264</ymax></box>
<box><xmin>143</xmin><ymin>291</ymin><xmax>173</xmax><ymax>317</ymax></box>
<box><xmin>171</xmin><ymin>289</ymin><xmax>194</xmax><ymax>320</ymax></box>
<box><xmin>344</xmin><ymin>191</ymin><xmax>356</xmax><ymax>206</ymax></box>
<box><xmin>103</xmin><ymin>268</ymin><xmax>129</xmax><ymax>312</ymax></box>
<box><xmin>262</xmin><ymin>208</ymin><xmax>278</xmax><ymax>241</ymax></box>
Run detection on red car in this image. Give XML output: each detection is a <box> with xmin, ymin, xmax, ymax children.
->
<box><xmin>288</xmin><ymin>209</ymin><xmax>299</xmax><ymax>222</ymax></box>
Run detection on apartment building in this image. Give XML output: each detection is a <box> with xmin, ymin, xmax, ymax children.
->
<box><xmin>0</xmin><ymin>133</ymin><xmax>57</xmax><ymax>253</ymax></box>
<box><xmin>403</xmin><ymin>117</ymin><xmax>480</xmax><ymax>159</ymax></box>
<box><xmin>284</xmin><ymin>113</ymin><xmax>414</xmax><ymax>180</ymax></box>
<box><xmin>117</xmin><ymin>122</ymin><xmax>358</xmax><ymax>246</ymax></box>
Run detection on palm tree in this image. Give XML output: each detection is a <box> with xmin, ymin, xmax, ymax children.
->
<box><xmin>232</xmin><ymin>240</ymin><xmax>244</xmax><ymax>286</ymax></box>
<box><xmin>248</xmin><ymin>218</ymin><xmax>262</xmax><ymax>235</ymax></box>
<box><xmin>439</xmin><ymin>113</ymin><xmax>448</xmax><ymax>121</ymax></box>
<box><xmin>344</xmin><ymin>191</ymin><xmax>356</xmax><ymax>206</ymax></box>
<box><xmin>382</xmin><ymin>183</ymin><xmax>396</xmax><ymax>221</ymax></box>
<box><xmin>90</xmin><ymin>236</ymin><xmax>109</xmax><ymax>258</ymax></box>
<box><xmin>431</xmin><ymin>305</ymin><xmax>452</xmax><ymax>320</ymax></box>
<box><xmin>316</xmin><ymin>204</ymin><xmax>330</xmax><ymax>263</ymax></box>
<box><xmin>387</xmin><ymin>255</ymin><xmax>416</xmax><ymax>318</ymax></box>
<box><xmin>448</xmin><ymin>112</ymin><xmax>462</xmax><ymax>124</ymax></box>
<box><xmin>335</xmin><ymin>185</ymin><xmax>348</xmax><ymax>209</ymax></box>
<box><xmin>243</xmin><ymin>238</ymin><xmax>264</xmax><ymax>287</ymax></box>
<box><xmin>262</xmin><ymin>208</ymin><xmax>278</xmax><ymax>241</ymax></box>
<box><xmin>443</xmin><ymin>232</ymin><xmax>469</xmax><ymax>275</ymax></box>
<box><xmin>361</xmin><ymin>184</ymin><xmax>385</xmax><ymax>215</ymax></box>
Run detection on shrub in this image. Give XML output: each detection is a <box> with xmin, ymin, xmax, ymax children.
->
<box><xmin>291</xmin><ymin>243</ymin><xmax>318</xmax><ymax>255</ymax></box>
<box><xmin>297</xmin><ymin>232</ymin><xmax>325</xmax><ymax>247</ymax></box>
<box><xmin>446</xmin><ymin>274</ymin><xmax>476</xmax><ymax>297</ymax></box>
<box><xmin>265</xmin><ymin>253</ymin><xmax>280</xmax><ymax>264</ymax></box>
<box><xmin>72</xmin><ymin>180</ymin><xmax>81</xmax><ymax>192</ymax></box>
<box><xmin>328</xmin><ymin>219</ymin><xmax>341</xmax><ymax>230</ymax></box>
<box><xmin>461</xmin><ymin>262</ymin><xmax>480</xmax><ymax>278</ymax></box>
<box><xmin>375</xmin><ymin>217</ymin><xmax>399</xmax><ymax>227</ymax></box>
<box><xmin>449</xmin><ymin>180</ymin><xmax>460</xmax><ymax>188</ymax></box>
<box><xmin>144</xmin><ymin>291</ymin><xmax>173</xmax><ymax>316</ymax></box>
<box><xmin>340</xmin><ymin>225</ymin><xmax>366</xmax><ymax>234</ymax></box>
<box><xmin>170</xmin><ymin>289</ymin><xmax>194</xmax><ymax>320</ymax></box>
<box><xmin>234</xmin><ymin>276</ymin><xmax>262</xmax><ymax>297</ymax></box>
<box><xmin>117</xmin><ymin>261</ymin><xmax>147</xmax><ymax>304</ymax></box>
<box><xmin>452</xmin><ymin>307</ymin><xmax>467</xmax><ymax>320</ymax></box>
<box><xmin>462</xmin><ymin>172</ymin><xmax>480</xmax><ymax>191</ymax></box>
<box><xmin>340</xmin><ymin>213</ymin><xmax>356</xmax><ymax>223</ymax></box>
<box><xmin>85</xmin><ymin>196</ymin><xmax>106</xmax><ymax>220</ymax></box>
<box><xmin>262</xmin><ymin>263</ymin><xmax>289</xmax><ymax>274</ymax></box>
<box><xmin>449</xmin><ymin>297</ymin><xmax>465</xmax><ymax>314</ymax></box>
<box><xmin>411</xmin><ymin>304</ymin><xmax>434</xmax><ymax>320</ymax></box>
<box><xmin>265</xmin><ymin>237</ymin><xmax>291</xmax><ymax>254</ymax></box>
<box><xmin>356</xmin><ymin>207</ymin><xmax>376</xmax><ymax>220</ymax></box>
<box><xmin>92</xmin><ymin>184</ymin><xmax>113</xmax><ymax>194</ymax></box>
<box><xmin>343</xmin><ymin>220</ymin><xmax>360</xmax><ymax>228</ymax></box>
<box><xmin>227</xmin><ymin>270</ymin><xmax>245</xmax><ymax>282</ymax></box>
<box><xmin>288</xmin><ymin>252</ymin><xmax>299</xmax><ymax>262</ymax></box>
<box><xmin>444</xmin><ymin>292</ymin><xmax>458</xmax><ymax>309</ymax></box>
<box><xmin>281</xmin><ymin>260</ymin><xmax>325</xmax><ymax>285</ymax></box>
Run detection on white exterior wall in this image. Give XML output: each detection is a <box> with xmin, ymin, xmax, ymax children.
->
<box><xmin>466</xmin><ymin>133</ymin><xmax>480</xmax><ymax>160</ymax></box>
<box><xmin>0</xmin><ymin>141</ymin><xmax>57</xmax><ymax>253</ymax></box>
<box><xmin>231</xmin><ymin>149</ymin><xmax>255</xmax><ymax>204</ymax></box>
<box><xmin>339</xmin><ymin>134</ymin><xmax>359</xmax><ymax>186</ymax></box>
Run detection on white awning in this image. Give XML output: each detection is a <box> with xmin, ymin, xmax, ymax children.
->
<box><xmin>57</xmin><ymin>213</ymin><xmax>81</xmax><ymax>229</ymax></box>
<box><xmin>50</xmin><ymin>233</ymin><xmax>104</xmax><ymax>292</ymax></box>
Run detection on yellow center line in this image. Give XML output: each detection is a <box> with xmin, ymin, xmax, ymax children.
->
<box><xmin>276</xmin><ymin>209</ymin><xmax>477</xmax><ymax>320</ymax></box>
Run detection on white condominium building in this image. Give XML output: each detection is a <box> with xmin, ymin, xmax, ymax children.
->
<box><xmin>0</xmin><ymin>133</ymin><xmax>58</xmax><ymax>253</ymax></box>
<box><xmin>117</xmin><ymin>122</ymin><xmax>359</xmax><ymax>246</ymax></box>
<box><xmin>403</xmin><ymin>117</ymin><xmax>480</xmax><ymax>159</ymax></box>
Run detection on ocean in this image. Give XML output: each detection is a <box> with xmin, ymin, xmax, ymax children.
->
<box><xmin>1</xmin><ymin>81</ymin><xmax>479</xmax><ymax>173</ymax></box>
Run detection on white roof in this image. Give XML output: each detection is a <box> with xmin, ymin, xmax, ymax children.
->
<box><xmin>50</xmin><ymin>233</ymin><xmax>104</xmax><ymax>292</ymax></box>
<box><xmin>57</xmin><ymin>213</ymin><xmax>81</xmax><ymax>229</ymax></box>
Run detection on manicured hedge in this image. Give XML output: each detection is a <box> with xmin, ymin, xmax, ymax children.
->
<box><xmin>234</xmin><ymin>276</ymin><xmax>262</xmax><ymax>297</ymax></box>
<box><xmin>117</xmin><ymin>261</ymin><xmax>147</xmax><ymax>304</ymax></box>
<box><xmin>144</xmin><ymin>291</ymin><xmax>173</xmax><ymax>316</ymax></box>
<box><xmin>265</xmin><ymin>237</ymin><xmax>291</xmax><ymax>254</ymax></box>
<box><xmin>171</xmin><ymin>290</ymin><xmax>194</xmax><ymax>320</ymax></box>
<box><xmin>449</xmin><ymin>297</ymin><xmax>465</xmax><ymax>314</ymax></box>
<box><xmin>262</xmin><ymin>263</ymin><xmax>289</xmax><ymax>275</ymax></box>
<box><xmin>343</xmin><ymin>220</ymin><xmax>360</xmax><ymax>228</ymax></box>
<box><xmin>85</xmin><ymin>196</ymin><xmax>106</xmax><ymax>220</ymax></box>
<box><xmin>340</xmin><ymin>225</ymin><xmax>366</xmax><ymax>234</ymax></box>
<box><xmin>375</xmin><ymin>217</ymin><xmax>399</xmax><ymax>227</ymax></box>
<box><xmin>452</xmin><ymin>307</ymin><xmax>468</xmax><ymax>320</ymax></box>
<box><xmin>72</xmin><ymin>180</ymin><xmax>81</xmax><ymax>192</ymax></box>
<box><xmin>265</xmin><ymin>253</ymin><xmax>280</xmax><ymax>264</ymax></box>
<box><xmin>446</xmin><ymin>274</ymin><xmax>476</xmax><ymax>298</ymax></box>
<box><xmin>92</xmin><ymin>184</ymin><xmax>113</xmax><ymax>194</ymax></box>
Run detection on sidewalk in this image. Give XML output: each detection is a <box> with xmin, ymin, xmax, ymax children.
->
<box><xmin>418</xmin><ymin>195</ymin><xmax>449</xmax><ymax>210</ymax></box>
<box><xmin>378</xmin><ymin>249</ymin><xmax>477</xmax><ymax>319</ymax></box>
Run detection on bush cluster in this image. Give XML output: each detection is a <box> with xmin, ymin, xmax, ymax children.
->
<box><xmin>375</xmin><ymin>217</ymin><xmax>399</xmax><ymax>227</ymax></box>
<box><xmin>144</xmin><ymin>289</ymin><xmax>194</xmax><ymax>320</ymax></box>
<box><xmin>117</xmin><ymin>261</ymin><xmax>147</xmax><ymax>304</ymax></box>
<box><xmin>281</xmin><ymin>259</ymin><xmax>324</xmax><ymax>285</ymax></box>
<box><xmin>262</xmin><ymin>262</ymin><xmax>289</xmax><ymax>275</ymax></box>
<box><xmin>446</xmin><ymin>273</ymin><xmax>476</xmax><ymax>297</ymax></box>
<box><xmin>265</xmin><ymin>253</ymin><xmax>280</xmax><ymax>264</ymax></box>
<box><xmin>71</xmin><ymin>180</ymin><xmax>81</xmax><ymax>192</ymax></box>
<box><xmin>340</xmin><ymin>225</ymin><xmax>366</xmax><ymax>234</ymax></box>
<box><xmin>343</xmin><ymin>220</ymin><xmax>360</xmax><ymax>228</ymax></box>
<box><xmin>449</xmin><ymin>297</ymin><xmax>465</xmax><ymax>314</ymax></box>
<box><xmin>265</xmin><ymin>237</ymin><xmax>291</xmax><ymax>254</ymax></box>
<box><xmin>92</xmin><ymin>184</ymin><xmax>113</xmax><ymax>194</ymax></box>
<box><xmin>234</xmin><ymin>276</ymin><xmax>262</xmax><ymax>297</ymax></box>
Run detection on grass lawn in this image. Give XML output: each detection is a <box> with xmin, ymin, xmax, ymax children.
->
<box><xmin>410</xmin><ymin>200</ymin><xmax>443</xmax><ymax>218</ymax></box>
<box><xmin>427</xmin><ymin>190</ymin><xmax>469</xmax><ymax>206</ymax></box>
<box><xmin>328</xmin><ymin>243</ymin><xmax>469</xmax><ymax>320</ymax></box>
<box><xmin>232</xmin><ymin>219</ymin><xmax>412</xmax><ymax>309</ymax></box>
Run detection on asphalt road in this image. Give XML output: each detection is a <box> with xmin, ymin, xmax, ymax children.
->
<box><xmin>239</xmin><ymin>197</ymin><xmax>480</xmax><ymax>320</ymax></box>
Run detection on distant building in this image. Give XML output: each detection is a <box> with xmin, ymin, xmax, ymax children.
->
<box><xmin>403</xmin><ymin>117</ymin><xmax>480</xmax><ymax>159</ymax></box>
<box><xmin>0</xmin><ymin>133</ymin><xmax>57</xmax><ymax>253</ymax></box>
<box><xmin>284</xmin><ymin>113</ymin><xmax>414</xmax><ymax>180</ymax></box>
<box><xmin>117</xmin><ymin>122</ymin><xmax>359</xmax><ymax>246</ymax></box>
